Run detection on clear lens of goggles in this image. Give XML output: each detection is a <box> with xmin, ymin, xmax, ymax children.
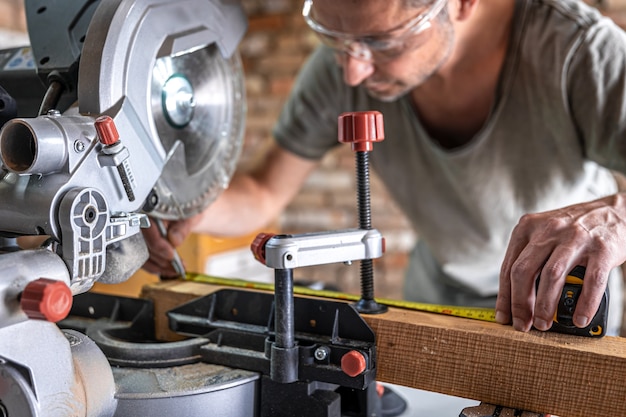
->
<box><xmin>303</xmin><ymin>0</ymin><xmax>447</xmax><ymax>62</ymax></box>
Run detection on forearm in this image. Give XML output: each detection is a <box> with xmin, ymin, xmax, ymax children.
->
<box><xmin>190</xmin><ymin>145</ymin><xmax>319</xmax><ymax>237</ymax></box>
<box><xmin>191</xmin><ymin>174</ymin><xmax>284</xmax><ymax>237</ymax></box>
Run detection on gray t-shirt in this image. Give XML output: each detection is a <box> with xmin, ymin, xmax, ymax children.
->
<box><xmin>273</xmin><ymin>0</ymin><xmax>624</xmax><ymax>324</ymax></box>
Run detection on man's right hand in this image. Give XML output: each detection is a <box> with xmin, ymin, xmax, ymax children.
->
<box><xmin>141</xmin><ymin>215</ymin><xmax>198</xmax><ymax>277</ymax></box>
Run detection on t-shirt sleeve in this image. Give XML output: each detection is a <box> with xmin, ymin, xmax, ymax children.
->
<box><xmin>566</xmin><ymin>17</ymin><xmax>626</xmax><ymax>173</ymax></box>
<box><xmin>273</xmin><ymin>45</ymin><xmax>348</xmax><ymax>160</ymax></box>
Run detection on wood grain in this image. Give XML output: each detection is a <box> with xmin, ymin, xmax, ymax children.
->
<box><xmin>142</xmin><ymin>281</ymin><xmax>626</xmax><ymax>417</ymax></box>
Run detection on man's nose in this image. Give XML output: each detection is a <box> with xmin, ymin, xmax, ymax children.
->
<box><xmin>341</xmin><ymin>54</ymin><xmax>375</xmax><ymax>86</ymax></box>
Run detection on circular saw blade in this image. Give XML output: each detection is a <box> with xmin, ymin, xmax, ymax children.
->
<box><xmin>77</xmin><ymin>0</ymin><xmax>248</xmax><ymax>221</ymax></box>
<box><xmin>149</xmin><ymin>44</ymin><xmax>246</xmax><ymax>220</ymax></box>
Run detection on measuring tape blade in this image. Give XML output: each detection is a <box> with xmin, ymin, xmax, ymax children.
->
<box><xmin>186</xmin><ymin>273</ymin><xmax>497</xmax><ymax>323</ymax></box>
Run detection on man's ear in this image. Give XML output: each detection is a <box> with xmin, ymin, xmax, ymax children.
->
<box><xmin>451</xmin><ymin>0</ymin><xmax>479</xmax><ymax>21</ymax></box>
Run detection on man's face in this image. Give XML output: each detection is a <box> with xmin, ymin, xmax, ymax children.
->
<box><xmin>306</xmin><ymin>0</ymin><xmax>455</xmax><ymax>101</ymax></box>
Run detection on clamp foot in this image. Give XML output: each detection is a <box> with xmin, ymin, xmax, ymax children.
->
<box><xmin>460</xmin><ymin>402</ymin><xmax>549</xmax><ymax>417</ymax></box>
<box><xmin>354</xmin><ymin>298</ymin><xmax>388</xmax><ymax>315</ymax></box>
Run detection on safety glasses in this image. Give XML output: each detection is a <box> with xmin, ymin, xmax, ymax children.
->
<box><xmin>302</xmin><ymin>0</ymin><xmax>448</xmax><ymax>62</ymax></box>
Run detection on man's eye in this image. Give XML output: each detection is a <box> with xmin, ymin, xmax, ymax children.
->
<box><xmin>364</xmin><ymin>38</ymin><xmax>392</xmax><ymax>50</ymax></box>
<box><xmin>378</xmin><ymin>46</ymin><xmax>404</xmax><ymax>58</ymax></box>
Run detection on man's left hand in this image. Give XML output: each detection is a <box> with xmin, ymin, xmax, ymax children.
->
<box><xmin>496</xmin><ymin>194</ymin><xmax>626</xmax><ymax>332</ymax></box>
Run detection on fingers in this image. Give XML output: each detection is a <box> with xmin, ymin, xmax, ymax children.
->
<box><xmin>572</xmin><ymin>259</ymin><xmax>610</xmax><ymax>328</ymax></box>
<box><xmin>168</xmin><ymin>216</ymin><xmax>198</xmax><ymax>247</ymax></box>
<box><xmin>502</xmin><ymin>241</ymin><xmax>583</xmax><ymax>333</ymax></box>
<box><xmin>495</xmin><ymin>231</ymin><xmax>522</xmax><ymax>325</ymax></box>
<box><xmin>532</xmin><ymin>253</ymin><xmax>578</xmax><ymax>331</ymax></box>
<box><xmin>142</xmin><ymin>257</ymin><xmax>176</xmax><ymax>276</ymax></box>
<box><xmin>508</xmin><ymin>255</ymin><xmax>542</xmax><ymax>332</ymax></box>
<box><xmin>497</xmin><ymin>218</ymin><xmax>543</xmax><ymax>331</ymax></box>
<box><xmin>494</xmin><ymin>276</ymin><xmax>512</xmax><ymax>326</ymax></box>
<box><xmin>497</xmin><ymin>197</ymin><xmax>626</xmax><ymax>333</ymax></box>
<box><xmin>499</xmin><ymin>223</ymin><xmax>615</xmax><ymax>333</ymax></box>
<box><xmin>141</xmin><ymin>221</ymin><xmax>177</xmax><ymax>276</ymax></box>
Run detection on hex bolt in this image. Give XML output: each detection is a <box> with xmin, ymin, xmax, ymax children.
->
<box><xmin>338</xmin><ymin>111</ymin><xmax>387</xmax><ymax>314</ymax></box>
<box><xmin>314</xmin><ymin>346</ymin><xmax>330</xmax><ymax>361</ymax></box>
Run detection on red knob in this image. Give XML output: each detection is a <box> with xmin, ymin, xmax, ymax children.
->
<box><xmin>250</xmin><ymin>232</ymin><xmax>276</xmax><ymax>264</ymax></box>
<box><xmin>341</xmin><ymin>350</ymin><xmax>367</xmax><ymax>377</ymax></box>
<box><xmin>21</xmin><ymin>278</ymin><xmax>73</xmax><ymax>322</ymax></box>
<box><xmin>95</xmin><ymin>115</ymin><xmax>120</xmax><ymax>146</ymax></box>
<box><xmin>338</xmin><ymin>111</ymin><xmax>384</xmax><ymax>152</ymax></box>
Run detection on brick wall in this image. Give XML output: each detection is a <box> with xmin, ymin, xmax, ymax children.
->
<box><xmin>1</xmin><ymin>0</ymin><xmax>626</xmax><ymax>303</ymax></box>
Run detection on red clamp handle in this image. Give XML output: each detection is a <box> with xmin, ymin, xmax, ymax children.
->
<box><xmin>95</xmin><ymin>115</ymin><xmax>120</xmax><ymax>146</ymax></box>
<box><xmin>250</xmin><ymin>232</ymin><xmax>276</xmax><ymax>264</ymax></box>
<box><xmin>338</xmin><ymin>111</ymin><xmax>385</xmax><ymax>152</ymax></box>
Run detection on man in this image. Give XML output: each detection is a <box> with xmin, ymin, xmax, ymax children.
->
<box><xmin>144</xmin><ymin>0</ymin><xmax>625</xmax><ymax>335</ymax></box>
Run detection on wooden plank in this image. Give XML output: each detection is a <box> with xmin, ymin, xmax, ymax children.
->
<box><xmin>141</xmin><ymin>281</ymin><xmax>626</xmax><ymax>417</ymax></box>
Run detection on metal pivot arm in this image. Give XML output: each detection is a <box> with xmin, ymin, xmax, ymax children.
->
<box><xmin>252</xmin><ymin>229</ymin><xmax>385</xmax><ymax>269</ymax></box>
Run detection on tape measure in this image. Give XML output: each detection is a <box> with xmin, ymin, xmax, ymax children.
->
<box><xmin>542</xmin><ymin>265</ymin><xmax>608</xmax><ymax>337</ymax></box>
<box><xmin>185</xmin><ymin>273</ymin><xmax>497</xmax><ymax>323</ymax></box>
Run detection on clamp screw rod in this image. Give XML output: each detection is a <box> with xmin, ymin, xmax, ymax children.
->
<box><xmin>355</xmin><ymin>151</ymin><xmax>377</xmax><ymax>309</ymax></box>
<box><xmin>356</xmin><ymin>152</ymin><xmax>372</xmax><ymax>230</ymax></box>
<box><xmin>338</xmin><ymin>111</ymin><xmax>387</xmax><ymax>314</ymax></box>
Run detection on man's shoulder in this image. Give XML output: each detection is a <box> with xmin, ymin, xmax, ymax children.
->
<box><xmin>515</xmin><ymin>0</ymin><xmax>622</xmax><ymax>63</ymax></box>
<box><xmin>524</xmin><ymin>0</ymin><xmax>604</xmax><ymax>28</ymax></box>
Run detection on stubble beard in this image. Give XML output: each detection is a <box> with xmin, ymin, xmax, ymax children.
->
<box><xmin>365</xmin><ymin>19</ymin><xmax>455</xmax><ymax>102</ymax></box>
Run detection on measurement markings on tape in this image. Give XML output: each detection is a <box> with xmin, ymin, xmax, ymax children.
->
<box><xmin>186</xmin><ymin>274</ymin><xmax>497</xmax><ymax>323</ymax></box>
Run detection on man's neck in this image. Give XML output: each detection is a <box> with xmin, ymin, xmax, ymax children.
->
<box><xmin>439</xmin><ymin>0</ymin><xmax>515</xmax><ymax>77</ymax></box>
<box><xmin>411</xmin><ymin>0</ymin><xmax>516</xmax><ymax>148</ymax></box>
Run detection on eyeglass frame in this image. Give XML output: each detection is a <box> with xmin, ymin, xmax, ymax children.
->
<box><xmin>302</xmin><ymin>0</ymin><xmax>449</xmax><ymax>61</ymax></box>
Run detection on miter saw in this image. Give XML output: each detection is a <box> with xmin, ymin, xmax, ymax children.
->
<box><xmin>0</xmin><ymin>0</ymin><xmax>248</xmax><ymax>414</ymax></box>
<box><xmin>0</xmin><ymin>1</ymin><xmax>386</xmax><ymax>416</ymax></box>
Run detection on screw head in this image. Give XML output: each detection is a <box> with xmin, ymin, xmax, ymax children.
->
<box><xmin>74</xmin><ymin>140</ymin><xmax>85</xmax><ymax>153</ymax></box>
<box><xmin>314</xmin><ymin>346</ymin><xmax>329</xmax><ymax>361</ymax></box>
